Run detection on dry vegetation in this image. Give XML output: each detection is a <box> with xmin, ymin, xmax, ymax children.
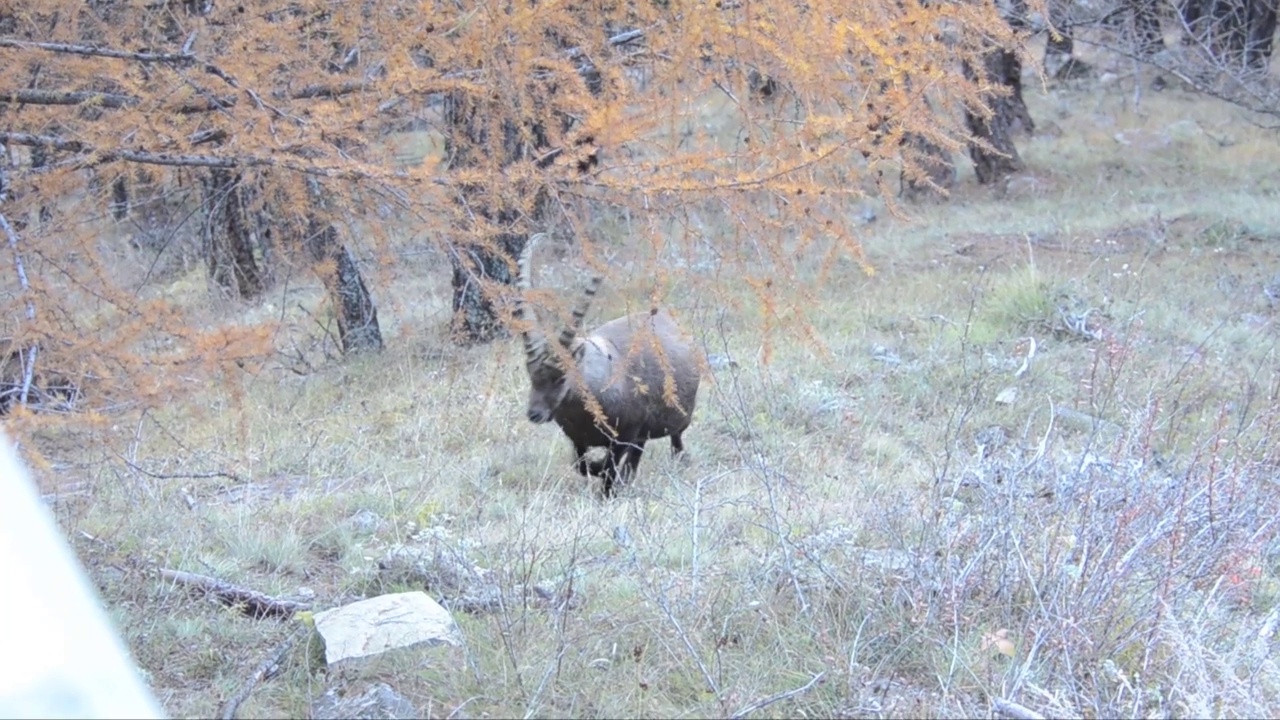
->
<box><xmin>18</xmin><ymin>37</ymin><xmax>1280</xmax><ymax>720</ymax></box>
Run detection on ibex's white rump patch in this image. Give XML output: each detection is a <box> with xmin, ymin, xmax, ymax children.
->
<box><xmin>516</xmin><ymin>234</ymin><xmax>702</xmax><ymax>496</ymax></box>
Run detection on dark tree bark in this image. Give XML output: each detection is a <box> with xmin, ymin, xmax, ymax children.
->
<box><xmin>900</xmin><ymin>133</ymin><xmax>956</xmax><ymax>201</ymax></box>
<box><xmin>201</xmin><ymin>168</ymin><xmax>266</xmax><ymax>299</ymax></box>
<box><xmin>110</xmin><ymin>174</ymin><xmax>129</xmax><ymax>220</ymax></box>
<box><xmin>1045</xmin><ymin>23</ymin><xmax>1075</xmax><ymax>75</ymax></box>
<box><xmin>304</xmin><ymin>220</ymin><xmax>382</xmax><ymax>354</ymax></box>
<box><xmin>449</xmin><ymin>228</ymin><xmax>524</xmax><ymax>344</ymax></box>
<box><xmin>1245</xmin><ymin>0</ymin><xmax>1277</xmax><ymax>68</ymax></box>
<box><xmin>1130</xmin><ymin>0</ymin><xmax>1168</xmax><ymax>57</ymax></box>
<box><xmin>1181</xmin><ymin>0</ymin><xmax>1207</xmax><ymax>39</ymax></box>
<box><xmin>27</xmin><ymin>142</ymin><xmax>54</xmax><ymax>227</ymax></box>
<box><xmin>441</xmin><ymin>89</ymin><xmax>546</xmax><ymax>344</ymax></box>
<box><xmin>303</xmin><ymin>179</ymin><xmax>382</xmax><ymax>354</ymax></box>
<box><xmin>962</xmin><ymin>46</ymin><xmax>1030</xmax><ymax>185</ymax></box>
<box><xmin>1183</xmin><ymin>0</ymin><xmax>1277</xmax><ymax>68</ymax></box>
<box><xmin>1212</xmin><ymin>0</ymin><xmax>1251</xmax><ymax>59</ymax></box>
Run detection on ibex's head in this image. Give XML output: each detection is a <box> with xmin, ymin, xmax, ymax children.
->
<box><xmin>516</xmin><ymin>234</ymin><xmax>602</xmax><ymax>424</ymax></box>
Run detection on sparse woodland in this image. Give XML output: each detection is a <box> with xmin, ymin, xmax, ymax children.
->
<box><xmin>4</xmin><ymin>0</ymin><xmax>1280</xmax><ymax>717</ymax></box>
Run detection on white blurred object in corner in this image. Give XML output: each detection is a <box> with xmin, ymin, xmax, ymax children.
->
<box><xmin>0</xmin><ymin>431</ymin><xmax>162</xmax><ymax>719</ymax></box>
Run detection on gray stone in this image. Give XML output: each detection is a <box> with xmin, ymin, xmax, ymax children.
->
<box><xmin>312</xmin><ymin>682</ymin><xmax>420</xmax><ymax>720</ymax></box>
<box><xmin>313</xmin><ymin>591</ymin><xmax>461</xmax><ymax>666</ymax></box>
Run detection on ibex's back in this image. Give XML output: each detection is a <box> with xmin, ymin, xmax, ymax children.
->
<box><xmin>516</xmin><ymin>235</ymin><xmax>703</xmax><ymax>496</ymax></box>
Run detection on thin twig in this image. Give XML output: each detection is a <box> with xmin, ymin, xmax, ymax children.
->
<box><xmin>730</xmin><ymin>671</ymin><xmax>826</xmax><ymax>719</ymax></box>
<box><xmin>0</xmin><ymin>38</ymin><xmax>196</xmax><ymax>62</ymax></box>
<box><xmin>654</xmin><ymin>593</ymin><xmax>722</xmax><ymax>701</ymax></box>
<box><xmin>0</xmin><ymin>131</ymin><xmax>453</xmax><ymax>184</ymax></box>
<box><xmin>218</xmin><ymin>627</ymin><xmax>305</xmax><ymax>720</ymax></box>
<box><xmin>121</xmin><ymin>457</ymin><xmax>247</xmax><ymax>485</ymax></box>
<box><xmin>0</xmin><ymin>89</ymin><xmax>139</xmax><ymax>107</ymax></box>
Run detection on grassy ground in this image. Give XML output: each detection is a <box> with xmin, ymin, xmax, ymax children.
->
<box><xmin>24</xmin><ymin>56</ymin><xmax>1280</xmax><ymax>718</ymax></box>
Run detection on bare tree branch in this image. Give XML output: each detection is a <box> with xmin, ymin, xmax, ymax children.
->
<box><xmin>0</xmin><ymin>87</ymin><xmax>237</xmax><ymax>113</ymax></box>
<box><xmin>0</xmin><ymin>132</ymin><xmax>90</xmax><ymax>153</ymax></box>
<box><xmin>278</xmin><ymin>79</ymin><xmax>374</xmax><ymax>100</ymax></box>
<box><xmin>0</xmin><ymin>37</ymin><xmax>197</xmax><ymax>63</ymax></box>
<box><xmin>729</xmin><ymin>671</ymin><xmax>827</xmax><ymax>719</ymax></box>
<box><xmin>159</xmin><ymin>568</ymin><xmax>312</xmax><ymax>619</ymax></box>
<box><xmin>218</xmin><ymin>628</ymin><xmax>304</xmax><ymax>720</ymax></box>
<box><xmin>0</xmin><ymin>89</ymin><xmax>138</xmax><ymax>108</ymax></box>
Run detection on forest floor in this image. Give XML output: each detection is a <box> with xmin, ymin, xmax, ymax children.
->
<box><xmin>25</xmin><ymin>49</ymin><xmax>1280</xmax><ymax>719</ymax></box>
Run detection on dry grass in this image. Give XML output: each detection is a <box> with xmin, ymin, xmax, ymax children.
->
<box><xmin>21</xmin><ymin>55</ymin><xmax>1280</xmax><ymax>720</ymax></box>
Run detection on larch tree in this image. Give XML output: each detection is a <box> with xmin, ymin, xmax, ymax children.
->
<box><xmin>0</xmin><ymin>0</ymin><xmax>1040</xmax><ymax>428</ymax></box>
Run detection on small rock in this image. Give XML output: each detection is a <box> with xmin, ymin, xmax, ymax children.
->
<box><xmin>1004</xmin><ymin>172</ymin><xmax>1054</xmax><ymax>198</ymax></box>
<box><xmin>1165</xmin><ymin>119</ymin><xmax>1203</xmax><ymax>142</ymax></box>
<box><xmin>312</xmin><ymin>682</ymin><xmax>420</xmax><ymax>720</ymax></box>
<box><xmin>974</xmin><ymin>425</ymin><xmax>1011</xmax><ymax>459</ymax></box>
<box><xmin>1035</xmin><ymin>120</ymin><xmax>1063</xmax><ymax>138</ymax></box>
<box><xmin>870</xmin><ymin>345</ymin><xmax>901</xmax><ymax>365</ymax></box>
<box><xmin>1263</xmin><ymin>274</ymin><xmax>1280</xmax><ymax>305</ymax></box>
<box><xmin>706</xmin><ymin>354</ymin><xmax>739</xmax><ymax>371</ymax></box>
<box><xmin>346</xmin><ymin>509</ymin><xmax>383</xmax><ymax>535</ymax></box>
<box><xmin>858</xmin><ymin>548</ymin><xmax>912</xmax><ymax>572</ymax></box>
<box><xmin>1113</xmin><ymin>129</ymin><xmax>1171</xmax><ymax>150</ymax></box>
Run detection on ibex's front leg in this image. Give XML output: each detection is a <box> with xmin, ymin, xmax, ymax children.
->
<box><xmin>572</xmin><ymin>441</ymin><xmax>592</xmax><ymax>477</ymax></box>
<box><xmin>600</xmin><ymin>439</ymin><xmax>646</xmax><ymax>497</ymax></box>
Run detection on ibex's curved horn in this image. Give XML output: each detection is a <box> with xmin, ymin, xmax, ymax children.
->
<box><xmin>558</xmin><ymin>273</ymin><xmax>603</xmax><ymax>350</ymax></box>
<box><xmin>517</xmin><ymin>234</ymin><xmax>548</xmax><ymax>369</ymax></box>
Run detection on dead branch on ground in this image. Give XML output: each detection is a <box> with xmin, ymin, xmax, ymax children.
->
<box><xmin>160</xmin><ymin>568</ymin><xmax>312</xmax><ymax>619</ymax></box>
<box><xmin>218</xmin><ymin>627</ymin><xmax>305</xmax><ymax>720</ymax></box>
<box><xmin>730</xmin><ymin>671</ymin><xmax>827</xmax><ymax>719</ymax></box>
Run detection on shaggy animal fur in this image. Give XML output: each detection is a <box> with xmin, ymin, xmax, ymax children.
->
<box><xmin>516</xmin><ymin>235</ymin><xmax>702</xmax><ymax>496</ymax></box>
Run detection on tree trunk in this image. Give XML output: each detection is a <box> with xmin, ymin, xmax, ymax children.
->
<box><xmin>441</xmin><ymin>42</ymin><xmax>601</xmax><ymax>345</ymax></box>
<box><xmin>202</xmin><ymin>168</ymin><xmax>266</xmax><ymax>299</ymax></box>
<box><xmin>28</xmin><ymin>142</ymin><xmax>53</xmax><ymax>228</ymax></box>
<box><xmin>1130</xmin><ymin>0</ymin><xmax>1167</xmax><ymax>57</ymax></box>
<box><xmin>962</xmin><ymin>47</ymin><xmax>1030</xmax><ymax>185</ymax></box>
<box><xmin>1210</xmin><ymin>0</ymin><xmax>1251</xmax><ymax>61</ymax></box>
<box><xmin>110</xmin><ymin>174</ymin><xmax>129</xmax><ymax>220</ymax></box>
<box><xmin>1181</xmin><ymin>0</ymin><xmax>1206</xmax><ymax>40</ymax></box>
<box><xmin>1245</xmin><ymin>0</ymin><xmax>1277</xmax><ymax>68</ymax></box>
<box><xmin>449</xmin><ymin>230</ymin><xmax>524</xmax><ymax>344</ymax></box>
<box><xmin>1188</xmin><ymin>0</ymin><xmax>1276</xmax><ymax>69</ymax></box>
<box><xmin>1044</xmin><ymin>0</ymin><xmax>1094</xmax><ymax>79</ymax></box>
<box><xmin>303</xmin><ymin>179</ymin><xmax>382</xmax><ymax>354</ymax></box>
<box><xmin>900</xmin><ymin>133</ymin><xmax>956</xmax><ymax>201</ymax></box>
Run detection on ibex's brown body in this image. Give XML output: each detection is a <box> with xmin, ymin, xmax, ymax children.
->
<box><xmin>517</xmin><ymin>235</ymin><xmax>702</xmax><ymax>496</ymax></box>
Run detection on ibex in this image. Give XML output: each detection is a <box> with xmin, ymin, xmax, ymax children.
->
<box><xmin>515</xmin><ymin>234</ymin><xmax>702</xmax><ymax>496</ymax></box>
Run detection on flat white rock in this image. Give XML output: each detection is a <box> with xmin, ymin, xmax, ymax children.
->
<box><xmin>314</xmin><ymin>592</ymin><xmax>461</xmax><ymax>665</ymax></box>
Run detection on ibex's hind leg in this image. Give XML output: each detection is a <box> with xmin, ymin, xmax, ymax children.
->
<box><xmin>671</xmin><ymin>433</ymin><xmax>685</xmax><ymax>456</ymax></box>
<box><xmin>670</xmin><ymin>432</ymin><xmax>691</xmax><ymax>466</ymax></box>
